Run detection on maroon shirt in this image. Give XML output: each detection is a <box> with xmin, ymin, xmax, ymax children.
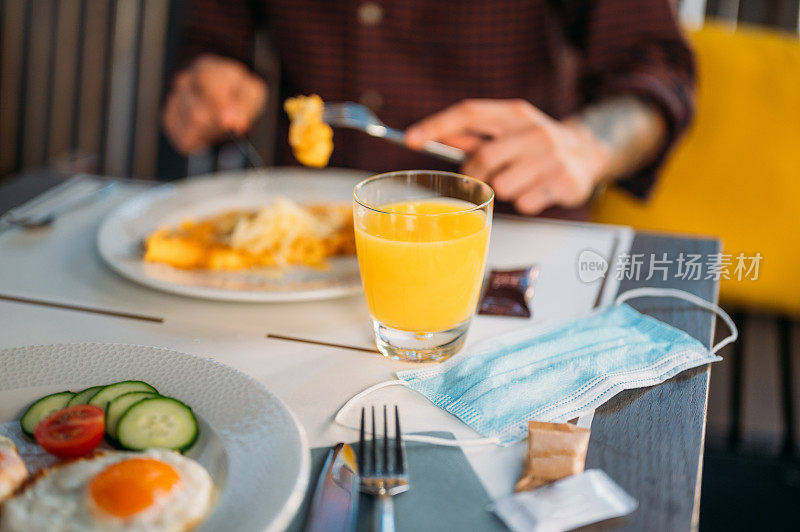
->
<box><xmin>178</xmin><ymin>0</ymin><xmax>695</xmax><ymax>204</ymax></box>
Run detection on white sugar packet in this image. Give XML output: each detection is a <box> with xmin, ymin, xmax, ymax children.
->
<box><xmin>488</xmin><ymin>470</ymin><xmax>637</xmax><ymax>532</ymax></box>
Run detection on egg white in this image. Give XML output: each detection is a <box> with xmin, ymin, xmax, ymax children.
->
<box><xmin>0</xmin><ymin>436</ymin><xmax>28</xmax><ymax>503</ymax></box>
<box><xmin>0</xmin><ymin>449</ymin><xmax>213</xmax><ymax>532</ymax></box>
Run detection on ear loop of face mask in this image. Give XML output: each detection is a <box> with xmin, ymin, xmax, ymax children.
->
<box><xmin>333</xmin><ymin>379</ymin><xmax>504</xmax><ymax>446</ymax></box>
<box><xmin>334</xmin><ymin>287</ymin><xmax>737</xmax><ymax>447</ymax></box>
<box><xmin>614</xmin><ymin>287</ymin><xmax>738</xmax><ymax>354</ymax></box>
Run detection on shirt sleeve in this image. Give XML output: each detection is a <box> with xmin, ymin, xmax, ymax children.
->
<box><xmin>569</xmin><ymin>0</ymin><xmax>696</xmax><ymax>199</ymax></box>
<box><xmin>174</xmin><ymin>0</ymin><xmax>259</xmax><ymax>72</ymax></box>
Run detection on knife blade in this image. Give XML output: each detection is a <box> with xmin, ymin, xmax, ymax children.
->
<box><xmin>305</xmin><ymin>443</ymin><xmax>360</xmax><ymax>532</ymax></box>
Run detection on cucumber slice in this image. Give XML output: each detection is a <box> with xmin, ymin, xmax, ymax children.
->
<box><xmin>105</xmin><ymin>391</ymin><xmax>158</xmax><ymax>440</ymax></box>
<box><xmin>20</xmin><ymin>391</ymin><xmax>75</xmax><ymax>437</ymax></box>
<box><xmin>67</xmin><ymin>385</ymin><xmax>105</xmax><ymax>407</ymax></box>
<box><xmin>88</xmin><ymin>381</ymin><xmax>157</xmax><ymax>412</ymax></box>
<box><xmin>116</xmin><ymin>397</ymin><xmax>198</xmax><ymax>452</ymax></box>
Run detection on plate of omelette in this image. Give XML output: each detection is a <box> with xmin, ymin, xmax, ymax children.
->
<box><xmin>97</xmin><ymin>168</ymin><xmax>369</xmax><ymax>302</ymax></box>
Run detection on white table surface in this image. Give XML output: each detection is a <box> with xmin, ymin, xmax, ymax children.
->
<box><xmin>0</xmin><ymin>175</ymin><xmax>633</xmax><ymax>502</ymax></box>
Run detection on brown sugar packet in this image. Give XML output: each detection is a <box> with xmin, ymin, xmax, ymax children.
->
<box><xmin>515</xmin><ymin>421</ymin><xmax>591</xmax><ymax>492</ymax></box>
<box><xmin>478</xmin><ymin>266</ymin><xmax>538</xmax><ymax>318</ymax></box>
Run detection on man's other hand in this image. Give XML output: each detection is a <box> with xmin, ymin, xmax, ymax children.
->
<box><xmin>406</xmin><ymin>99</ymin><xmax>611</xmax><ymax>215</ymax></box>
<box><xmin>162</xmin><ymin>54</ymin><xmax>267</xmax><ymax>155</ymax></box>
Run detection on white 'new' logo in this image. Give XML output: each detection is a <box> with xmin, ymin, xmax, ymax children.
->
<box><xmin>577</xmin><ymin>249</ymin><xmax>608</xmax><ymax>283</ymax></box>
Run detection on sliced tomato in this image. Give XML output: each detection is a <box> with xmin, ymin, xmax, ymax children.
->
<box><xmin>34</xmin><ymin>404</ymin><xmax>105</xmax><ymax>458</ymax></box>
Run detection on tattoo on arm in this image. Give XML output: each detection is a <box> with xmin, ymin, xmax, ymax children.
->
<box><xmin>575</xmin><ymin>96</ymin><xmax>667</xmax><ymax>182</ymax></box>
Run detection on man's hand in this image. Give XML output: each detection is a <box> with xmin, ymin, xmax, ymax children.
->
<box><xmin>162</xmin><ymin>54</ymin><xmax>268</xmax><ymax>155</ymax></box>
<box><xmin>405</xmin><ymin>99</ymin><xmax>613</xmax><ymax>215</ymax></box>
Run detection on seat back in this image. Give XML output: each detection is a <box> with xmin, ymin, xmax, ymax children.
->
<box><xmin>592</xmin><ymin>22</ymin><xmax>800</xmax><ymax>316</ymax></box>
<box><xmin>0</xmin><ymin>0</ymin><xmax>184</xmax><ymax>179</ymax></box>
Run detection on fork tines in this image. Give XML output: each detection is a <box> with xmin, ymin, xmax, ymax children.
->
<box><xmin>358</xmin><ymin>405</ymin><xmax>406</xmax><ymax>477</ymax></box>
<box><xmin>322</xmin><ymin>102</ymin><xmax>365</xmax><ymax>127</ymax></box>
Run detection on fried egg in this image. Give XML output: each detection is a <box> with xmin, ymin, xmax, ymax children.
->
<box><xmin>0</xmin><ymin>449</ymin><xmax>213</xmax><ymax>531</ymax></box>
<box><xmin>0</xmin><ymin>436</ymin><xmax>28</xmax><ymax>503</ymax></box>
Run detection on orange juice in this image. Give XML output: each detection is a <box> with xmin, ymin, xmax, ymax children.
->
<box><xmin>354</xmin><ymin>198</ymin><xmax>491</xmax><ymax>332</ymax></box>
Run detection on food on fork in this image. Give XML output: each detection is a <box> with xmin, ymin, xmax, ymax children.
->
<box><xmin>0</xmin><ymin>436</ymin><xmax>28</xmax><ymax>503</ymax></box>
<box><xmin>284</xmin><ymin>94</ymin><xmax>333</xmax><ymax>167</ymax></box>
<box><xmin>0</xmin><ymin>449</ymin><xmax>214</xmax><ymax>531</ymax></box>
<box><xmin>144</xmin><ymin>197</ymin><xmax>355</xmax><ymax>271</ymax></box>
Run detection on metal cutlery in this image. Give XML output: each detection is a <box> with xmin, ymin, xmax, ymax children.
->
<box><xmin>323</xmin><ymin>102</ymin><xmax>466</xmax><ymax>165</ymax></box>
<box><xmin>2</xmin><ymin>182</ymin><xmax>116</xmax><ymax>229</ymax></box>
<box><xmin>227</xmin><ymin>132</ymin><xmax>267</xmax><ymax>169</ymax></box>
<box><xmin>305</xmin><ymin>443</ymin><xmax>360</xmax><ymax>532</ymax></box>
<box><xmin>358</xmin><ymin>405</ymin><xmax>409</xmax><ymax>532</ymax></box>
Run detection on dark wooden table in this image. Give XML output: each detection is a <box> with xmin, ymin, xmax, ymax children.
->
<box><xmin>0</xmin><ymin>169</ymin><xmax>720</xmax><ymax>531</ymax></box>
<box><xmin>593</xmin><ymin>232</ymin><xmax>718</xmax><ymax>531</ymax></box>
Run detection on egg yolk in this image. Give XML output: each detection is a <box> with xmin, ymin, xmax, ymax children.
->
<box><xmin>89</xmin><ymin>458</ymin><xmax>181</xmax><ymax>518</ymax></box>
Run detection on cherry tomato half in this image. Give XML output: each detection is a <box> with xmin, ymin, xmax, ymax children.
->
<box><xmin>34</xmin><ymin>405</ymin><xmax>105</xmax><ymax>458</ymax></box>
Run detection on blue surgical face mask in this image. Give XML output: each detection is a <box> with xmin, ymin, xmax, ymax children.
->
<box><xmin>336</xmin><ymin>288</ymin><xmax>737</xmax><ymax>447</ymax></box>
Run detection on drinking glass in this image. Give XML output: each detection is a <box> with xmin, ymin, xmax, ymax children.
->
<box><xmin>353</xmin><ymin>170</ymin><xmax>494</xmax><ymax>362</ymax></box>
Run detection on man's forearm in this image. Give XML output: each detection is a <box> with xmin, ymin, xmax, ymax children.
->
<box><xmin>569</xmin><ymin>96</ymin><xmax>668</xmax><ymax>183</ymax></box>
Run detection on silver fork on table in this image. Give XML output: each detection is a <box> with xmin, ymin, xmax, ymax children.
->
<box><xmin>323</xmin><ymin>102</ymin><xmax>466</xmax><ymax>165</ymax></box>
<box><xmin>2</xmin><ymin>181</ymin><xmax>116</xmax><ymax>230</ymax></box>
<box><xmin>358</xmin><ymin>405</ymin><xmax>409</xmax><ymax>532</ymax></box>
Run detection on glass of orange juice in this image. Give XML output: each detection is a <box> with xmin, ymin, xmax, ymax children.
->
<box><xmin>353</xmin><ymin>170</ymin><xmax>494</xmax><ymax>362</ymax></box>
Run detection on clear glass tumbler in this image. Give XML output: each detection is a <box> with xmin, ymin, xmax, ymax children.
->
<box><xmin>353</xmin><ymin>170</ymin><xmax>494</xmax><ymax>362</ymax></box>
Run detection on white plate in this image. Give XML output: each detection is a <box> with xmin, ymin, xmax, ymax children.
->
<box><xmin>97</xmin><ymin>168</ymin><xmax>370</xmax><ymax>302</ymax></box>
<box><xmin>0</xmin><ymin>344</ymin><xmax>310</xmax><ymax>532</ymax></box>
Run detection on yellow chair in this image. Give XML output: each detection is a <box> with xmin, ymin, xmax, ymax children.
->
<box><xmin>592</xmin><ymin>22</ymin><xmax>800</xmax><ymax>316</ymax></box>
